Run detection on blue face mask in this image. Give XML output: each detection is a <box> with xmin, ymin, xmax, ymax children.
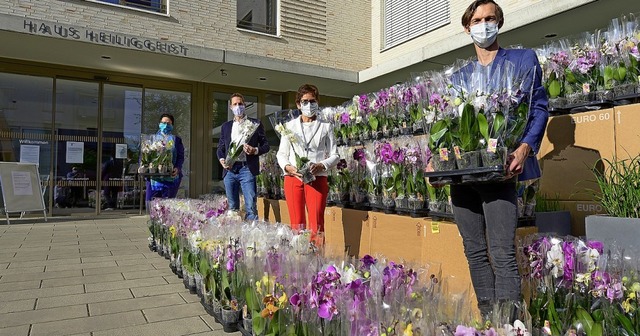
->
<box><xmin>159</xmin><ymin>123</ymin><xmax>173</xmax><ymax>134</ymax></box>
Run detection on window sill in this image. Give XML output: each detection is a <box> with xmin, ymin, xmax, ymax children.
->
<box><xmin>236</xmin><ymin>27</ymin><xmax>281</xmax><ymax>39</ymax></box>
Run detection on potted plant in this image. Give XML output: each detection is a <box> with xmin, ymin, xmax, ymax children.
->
<box><xmin>585</xmin><ymin>155</ymin><xmax>640</xmax><ymax>254</ymax></box>
<box><xmin>533</xmin><ymin>193</ymin><xmax>571</xmax><ymax>236</ymax></box>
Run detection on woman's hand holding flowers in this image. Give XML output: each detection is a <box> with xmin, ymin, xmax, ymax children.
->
<box><xmin>309</xmin><ymin>163</ymin><xmax>326</xmax><ymax>175</ymax></box>
<box><xmin>506</xmin><ymin>143</ymin><xmax>531</xmax><ymax>178</ymax></box>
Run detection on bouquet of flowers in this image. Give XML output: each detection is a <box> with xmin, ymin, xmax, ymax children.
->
<box><xmin>225</xmin><ymin>119</ymin><xmax>260</xmax><ymax>167</ymax></box>
<box><xmin>274</xmin><ymin>122</ymin><xmax>316</xmax><ymax>184</ymax></box>
<box><xmin>140</xmin><ymin>133</ymin><xmax>175</xmax><ymax>173</ymax></box>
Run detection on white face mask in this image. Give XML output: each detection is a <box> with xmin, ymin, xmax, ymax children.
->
<box><xmin>470</xmin><ymin>22</ymin><xmax>499</xmax><ymax>48</ymax></box>
<box><xmin>231</xmin><ymin>105</ymin><xmax>245</xmax><ymax>116</ymax></box>
<box><xmin>300</xmin><ymin>102</ymin><xmax>318</xmax><ymax>117</ymax></box>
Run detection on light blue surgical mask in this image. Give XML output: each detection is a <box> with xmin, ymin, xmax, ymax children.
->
<box><xmin>159</xmin><ymin>123</ymin><xmax>173</xmax><ymax>134</ymax></box>
<box><xmin>470</xmin><ymin>22</ymin><xmax>499</xmax><ymax>48</ymax></box>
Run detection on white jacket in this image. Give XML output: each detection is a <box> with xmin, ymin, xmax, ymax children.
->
<box><xmin>276</xmin><ymin>118</ymin><xmax>339</xmax><ymax>177</ymax></box>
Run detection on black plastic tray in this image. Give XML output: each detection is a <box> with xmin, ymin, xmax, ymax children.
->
<box><xmin>549</xmin><ymin>99</ymin><xmax>614</xmax><ymax>115</ymax></box>
<box><xmin>425</xmin><ymin>165</ymin><xmax>506</xmax><ymax>185</ymax></box>
<box><xmin>428</xmin><ymin>211</ymin><xmax>536</xmax><ymax>227</ymax></box>
<box><xmin>395</xmin><ymin>208</ymin><xmax>430</xmax><ymax>218</ymax></box>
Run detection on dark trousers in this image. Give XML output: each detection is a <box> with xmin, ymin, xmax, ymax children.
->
<box><xmin>450</xmin><ymin>182</ymin><xmax>520</xmax><ymax>315</ymax></box>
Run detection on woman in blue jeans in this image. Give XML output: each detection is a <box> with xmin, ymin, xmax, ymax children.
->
<box><xmin>453</xmin><ymin>0</ymin><xmax>549</xmax><ymax>317</ymax></box>
<box><xmin>145</xmin><ymin>113</ymin><xmax>185</xmax><ymax>202</ymax></box>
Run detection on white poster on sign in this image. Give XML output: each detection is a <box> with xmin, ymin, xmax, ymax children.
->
<box><xmin>19</xmin><ymin>145</ymin><xmax>40</xmax><ymax>164</ymax></box>
<box><xmin>115</xmin><ymin>144</ymin><xmax>128</xmax><ymax>159</ymax></box>
<box><xmin>66</xmin><ymin>141</ymin><xmax>84</xmax><ymax>163</ymax></box>
<box><xmin>11</xmin><ymin>171</ymin><xmax>33</xmax><ymax>196</ymax></box>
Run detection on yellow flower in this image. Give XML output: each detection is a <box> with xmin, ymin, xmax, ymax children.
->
<box><xmin>278</xmin><ymin>292</ymin><xmax>288</xmax><ymax>307</ymax></box>
<box><xmin>403</xmin><ymin>323</ymin><xmax>413</xmax><ymax>336</ymax></box>
<box><xmin>622</xmin><ymin>298</ymin><xmax>635</xmax><ymax>313</ymax></box>
<box><xmin>169</xmin><ymin>226</ymin><xmax>177</xmax><ymax>238</ymax></box>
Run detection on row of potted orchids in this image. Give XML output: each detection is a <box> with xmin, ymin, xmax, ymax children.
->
<box><xmin>147</xmin><ymin>196</ymin><xmax>640</xmax><ymax>335</ymax></box>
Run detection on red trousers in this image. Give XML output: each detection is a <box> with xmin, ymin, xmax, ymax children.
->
<box><xmin>284</xmin><ymin>176</ymin><xmax>328</xmax><ymax>235</ymax></box>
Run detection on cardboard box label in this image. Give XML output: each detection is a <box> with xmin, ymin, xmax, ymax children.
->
<box><xmin>571</xmin><ymin>110</ymin><xmax>612</xmax><ymax>124</ymax></box>
<box><xmin>431</xmin><ymin>221</ymin><xmax>440</xmax><ymax>234</ymax></box>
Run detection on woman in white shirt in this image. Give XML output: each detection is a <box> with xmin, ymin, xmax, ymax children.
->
<box><xmin>276</xmin><ymin>84</ymin><xmax>339</xmax><ymax>239</ymax></box>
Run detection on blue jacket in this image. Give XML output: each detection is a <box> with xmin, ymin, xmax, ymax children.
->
<box><xmin>463</xmin><ymin>48</ymin><xmax>549</xmax><ymax>180</ymax></box>
<box><xmin>217</xmin><ymin>117</ymin><xmax>270</xmax><ymax>177</ymax></box>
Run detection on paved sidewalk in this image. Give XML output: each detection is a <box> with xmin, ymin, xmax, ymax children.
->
<box><xmin>0</xmin><ymin>216</ymin><xmax>239</xmax><ymax>336</ymax></box>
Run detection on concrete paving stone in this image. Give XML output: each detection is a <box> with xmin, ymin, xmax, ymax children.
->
<box><xmin>178</xmin><ymin>292</ymin><xmax>201</xmax><ymax>303</ymax></box>
<box><xmin>30</xmin><ymin>310</ymin><xmax>147</xmax><ymax>336</ymax></box>
<box><xmin>76</xmin><ymin>237</ymin><xmax>106</xmax><ymax>243</ymax></box>
<box><xmin>92</xmin><ymin>316</ymin><xmax>213</xmax><ymax>336</ymax></box>
<box><xmin>115</xmin><ymin>258</ymin><xmax>157</xmax><ymax>267</ymax></box>
<box><xmin>37</xmin><ymin>288</ymin><xmax>133</xmax><ymax>309</ymax></box>
<box><xmin>0</xmin><ymin>279</ymin><xmax>41</xmax><ymax>292</ymax></box>
<box><xmin>0</xmin><ymin>298</ymin><xmax>36</xmax><ymax>313</ymax></box>
<box><xmin>123</xmin><ymin>269</ymin><xmax>173</xmax><ymax>281</ymax></box>
<box><xmin>1</xmin><ymin>254</ymin><xmax>47</xmax><ymax>262</ymax></box>
<box><xmin>0</xmin><ymin>252</ymin><xmax>15</xmax><ymax>259</ymax></box>
<box><xmin>0</xmin><ymin>263</ymin><xmax>7</xmax><ymax>270</ymax></box>
<box><xmin>199</xmin><ymin>314</ymin><xmax>226</xmax><ymax>332</ymax></box>
<box><xmin>48</xmin><ymin>240</ymin><xmax>81</xmax><ymax>247</ymax></box>
<box><xmin>152</xmin><ymin>261</ymin><xmax>171</xmax><ymax>270</ymax></box>
<box><xmin>8</xmin><ymin>257</ymin><xmax>81</xmax><ymax>269</ymax></box>
<box><xmin>0</xmin><ymin>269</ymin><xmax>82</xmax><ymax>283</ymax></box>
<box><xmin>85</xmin><ymin>277</ymin><xmax>168</xmax><ymax>293</ymax></box>
<box><xmin>163</xmin><ymin>275</ymin><xmax>183</xmax><ymax>284</ymax></box>
<box><xmin>13</xmin><ymin>250</ymin><xmax>51</xmax><ymax>258</ymax></box>
<box><xmin>47</xmin><ymin>251</ymin><xmax>112</xmax><ymax>260</ymax></box>
<box><xmin>105</xmin><ymin>241</ymin><xmax>142</xmax><ymax>247</ymax></box>
<box><xmin>88</xmin><ymin>293</ymin><xmax>185</xmax><ymax>316</ymax></box>
<box><xmin>46</xmin><ymin>260</ymin><xmax>118</xmax><ymax>272</ymax></box>
<box><xmin>41</xmin><ymin>273</ymin><xmax>124</xmax><ymax>288</ymax></box>
<box><xmin>81</xmin><ymin>263</ymin><xmax>155</xmax><ymax>276</ymax></box>
<box><xmin>0</xmin><ymin>266</ymin><xmax>44</xmax><ymax>276</ymax></box>
<box><xmin>75</xmin><ymin>242</ymin><xmax>109</xmax><ymax>248</ymax></box>
<box><xmin>47</xmin><ymin>246</ymin><xmax>81</xmax><ymax>253</ymax></box>
<box><xmin>0</xmin><ymin>324</ymin><xmax>30</xmax><ymax>336</ymax></box>
<box><xmin>143</xmin><ymin>302</ymin><xmax>209</xmax><ymax>323</ymax></box>
<box><xmin>131</xmin><ymin>283</ymin><xmax>191</xmax><ymax>298</ymax></box>
<box><xmin>0</xmin><ymin>284</ymin><xmax>84</xmax><ymax>301</ymax></box>
<box><xmin>0</xmin><ymin>304</ymin><xmax>87</xmax><ymax>328</ymax></box>
<box><xmin>14</xmin><ymin>246</ymin><xmax>50</xmax><ymax>252</ymax></box>
<box><xmin>81</xmin><ymin>253</ymin><xmax>145</xmax><ymax>264</ymax></box>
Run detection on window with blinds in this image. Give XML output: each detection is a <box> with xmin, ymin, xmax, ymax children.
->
<box><xmin>88</xmin><ymin>0</ymin><xmax>168</xmax><ymax>15</ymax></box>
<box><xmin>383</xmin><ymin>0</ymin><xmax>450</xmax><ymax>49</ymax></box>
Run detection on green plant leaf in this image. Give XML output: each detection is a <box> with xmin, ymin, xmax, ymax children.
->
<box><xmin>575</xmin><ymin>307</ymin><xmax>594</xmax><ymax>334</ymax></box>
<box><xmin>252</xmin><ymin>313</ymin><xmax>266</xmax><ymax>335</ymax></box>
<box><xmin>548</xmin><ymin>79</ymin><xmax>562</xmax><ymax>98</ymax></box>
<box><xmin>590</xmin><ymin>322</ymin><xmax>603</xmax><ymax>336</ymax></box>
<box><xmin>477</xmin><ymin>112</ymin><xmax>489</xmax><ymax>143</ymax></box>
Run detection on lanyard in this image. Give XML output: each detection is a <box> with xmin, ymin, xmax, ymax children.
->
<box><xmin>299</xmin><ymin>119</ymin><xmax>321</xmax><ymax>157</ymax></box>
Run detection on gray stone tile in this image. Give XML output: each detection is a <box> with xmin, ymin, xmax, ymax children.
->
<box><xmin>45</xmin><ymin>260</ymin><xmax>118</xmax><ymax>272</ymax></box>
<box><xmin>0</xmin><ymin>324</ymin><xmax>30</xmax><ymax>336</ymax></box>
<box><xmin>85</xmin><ymin>277</ymin><xmax>168</xmax><ymax>293</ymax></box>
<box><xmin>92</xmin><ymin>316</ymin><xmax>213</xmax><ymax>336</ymax></box>
<box><xmin>0</xmin><ymin>266</ymin><xmax>45</xmax><ymax>276</ymax></box>
<box><xmin>82</xmin><ymin>263</ymin><xmax>155</xmax><ymax>276</ymax></box>
<box><xmin>0</xmin><ymin>279</ymin><xmax>41</xmax><ymax>292</ymax></box>
<box><xmin>110</xmin><ymin>250</ymin><xmax>145</xmax><ymax>256</ymax></box>
<box><xmin>77</xmin><ymin>241</ymin><xmax>109</xmax><ymax>248</ymax></box>
<box><xmin>131</xmin><ymin>283</ymin><xmax>191</xmax><ymax>298</ymax></box>
<box><xmin>89</xmin><ymin>293</ymin><xmax>185</xmax><ymax>316</ymax></box>
<box><xmin>114</xmin><ymin>258</ymin><xmax>156</xmax><ymax>266</ymax></box>
<box><xmin>37</xmin><ymin>289</ymin><xmax>133</xmax><ymax>309</ymax></box>
<box><xmin>0</xmin><ymin>304</ymin><xmax>87</xmax><ymax>328</ymax></box>
<box><xmin>0</xmin><ymin>284</ymin><xmax>84</xmax><ymax>301</ymax></box>
<box><xmin>48</xmin><ymin>251</ymin><xmax>112</xmax><ymax>260</ymax></box>
<box><xmin>0</xmin><ymin>263</ymin><xmax>7</xmax><ymax>270</ymax></box>
<box><xmin>0</xmin><ymin>269</ymin><xmax>82</xmax><ymax>283</ymax></box>
<box><xmin>41</xmin><ymin>273</ymin><xmax>124</xmax><ymax>288</ymax></box>
<box><xmin>30</xmin><ymin>310</ymin><xmax>146</xmax><ymax>336</ymax></box>
<box><xmin>80</xmin><ymin>253</ymin><xmax>146</xmax><ymax>264</ymax></box>
<box><xmin>48</xmin><ymin>240</ymin><xmax>80</xmax><ymax>247</ymax></box>
<box><xmin>0</xmin><ymin>298</ymin><xmax>36</xmax><ymax>313</ymax></box>
<box><xmin>122</xmin><ymin>269</ymin><xmax>173</xmax><ymax>280</ymax></box>
<box><xmin>163</xmin><ymin>275</ymin><xmax>183</xmax><ymax>284</ymax></box>
<box><xmin>14</xmin><ymin>246</ymin><xmax>50</xmax><ymax>252</ymax></box>
<box><xmin>7</xmin><ymin>257</ymin><xmax>81</xmax><ymax>269</ymax></box>
<box><xmin>1</xmin><ymin>254</ymin><xmax>47</xmax><ymax>262</ymax></box>
<box><xmin>47</xmin><ymin>246</ymin><xmax>81</xmax><ymax>253</ymax></box>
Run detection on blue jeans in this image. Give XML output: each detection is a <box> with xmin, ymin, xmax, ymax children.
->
<box><xmin>450</xmin><ymin>182</ymin><xmax>520</xmax><ymax>315</ymax></box>
<box><xmin>223</xmin><ymin>165</ymin><xmax>257</xmax><ymax>220</ymax></box>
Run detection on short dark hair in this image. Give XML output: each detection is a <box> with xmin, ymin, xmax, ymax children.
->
<box><xmin>461</xmin><ymin>0</ymin><xmax>504</xmax><ymax>29</ymax></box>
<box><xmin>229</xmin><ymin>93</ymin><xmax>245</xmax><ymax>104</ymax></box>
<box><xmin>160</xmin><ymin>113</ymin><xmax>175</xmax><ymax>125</ymax></box>
<box><xmin>295</xmin><ymin>84</ymin><xmax>319</xmax><ymax>104</ymax></box>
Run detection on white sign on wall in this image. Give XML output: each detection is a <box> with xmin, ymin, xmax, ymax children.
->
<box><xmin>66</xmin><ymin>141</ymin><xmax>84</xmax><ymax>163</ymax></box>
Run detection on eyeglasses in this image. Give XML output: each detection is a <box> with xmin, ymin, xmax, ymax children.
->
<box><xmin>300</xmin><ymin>99</ymin><xmax>317</xmax><ymax>105</ymax></box>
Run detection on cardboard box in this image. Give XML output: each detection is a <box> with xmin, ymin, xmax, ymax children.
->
<box><xmin>369</xmin><ymin>212</ymin><xmax>424</xmax><ymax>264</ymax></box>
<box><xmin>557</xmin><ymin>200</ymin><xmax>606</xmax><ymax>236</ymax></box>
<box><xmin>537</xmin><ymin>109</ymin><xmax>616</xmax><ymax>201</ymax></box>
<box><xmin>421</xmin><ymin>221</ymin><xmax>538</xmax><ymax>297</ymax></box>
<box><xmin>257</xmin><ymin>197</ymin><xmax>284</xmax><ymax>223</ymax></box>
<box><xmin>613</xmin><ymin>104</ymin><xmax>640</xmax><ymax>160</ymax></box>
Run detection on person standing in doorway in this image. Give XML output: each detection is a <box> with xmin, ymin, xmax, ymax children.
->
<box><xmin>145</xmin><ymin>113</ymin><xmax>185</xmax><ymax>202</ymax></box>
<box><xmin>217</xmin><ymin>93</ymin><xmax>270</xmax><ymax>220</ymax></box>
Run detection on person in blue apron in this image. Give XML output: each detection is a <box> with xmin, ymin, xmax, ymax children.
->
<box><xmin>145</xmin><ymin>113</ymin><xmax>185</xmax><ymax>202</ymax></box>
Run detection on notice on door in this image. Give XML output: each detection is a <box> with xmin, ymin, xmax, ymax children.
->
<box><xmin>66</xmin><ymin>141</ymin><xmax>84</xmax><ymax>164</ymax></box>
<box><xmin>19</xmin><ymin>145</ymin><xmax>40</xmax><ymax>164</ymax></box>
<box><xmin>11</xmin><ymin>171</ymin><xmax>33</xmax><ymax>196</ymax></box>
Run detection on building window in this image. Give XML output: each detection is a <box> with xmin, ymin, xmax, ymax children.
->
<box><xmin>88</xmin><ymin>0</ymin><xmax>168</xmax><ymax>15</ymax></box>
<box><xmin>237</xmin><ymin>0</ymin><xmax>279</xmax><ymax>36</ymax></box>
<box><xmin>383</xmin><ymin>0</ymin><xmax>449</xmax><ymax>49</ymax></box>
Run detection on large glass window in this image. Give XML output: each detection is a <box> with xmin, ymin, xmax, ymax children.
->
<box><xmin>237</xmin><ymin>0</ymin><xmax>279</xmax><ymax>35</ymax></box>
<box><xmin>383</xmin><ymin>0</ymin><xmax>450</xmax><ymax>49</ymax></box>
<box><xmin>87</xmin><ymin>0</ymin><xmax>168</xmax><ymax>15</ymax></box>
<box><xmin>143</xmin><ymin>89</ymin><xmax>191</xmax><ymax>198</ymax></box>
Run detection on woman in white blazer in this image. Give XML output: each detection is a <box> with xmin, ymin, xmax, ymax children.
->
<box><xmin>276</xmin><ymin>84</ymin><xmax>339</xmax><ymax>239</ymax></box>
